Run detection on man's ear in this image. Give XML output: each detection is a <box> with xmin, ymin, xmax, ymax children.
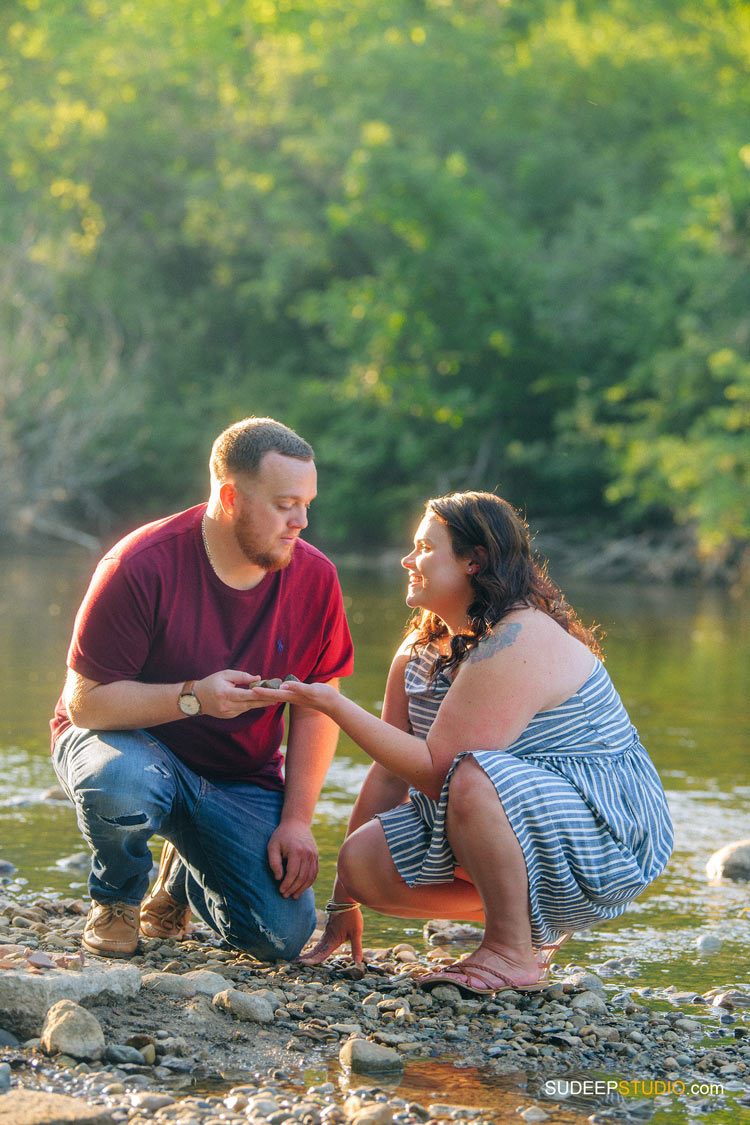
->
<box><xmin>218</xmin><ymin>480</ymin><xmax>239</xmax><ymax>517</ymax></box>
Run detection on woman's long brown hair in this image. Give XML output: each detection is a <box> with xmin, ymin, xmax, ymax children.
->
<box><xmin>408</xmin><ymin>491</ymin><xmax>603</xmax><ymax>675</ymax></box>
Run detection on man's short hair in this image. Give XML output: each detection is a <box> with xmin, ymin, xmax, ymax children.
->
<box><xmin>210</xmin><ymin>417</ymin><xmax>314</xmax><ymax>481</ymax></box>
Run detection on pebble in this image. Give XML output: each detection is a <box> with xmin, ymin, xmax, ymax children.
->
<box><xmin>562</xmin><ymin>971</ymin><xmax>607</xmax><ymax>997</ymax></box>
<box><xmin>130</xmin><ymin>1091</ymin><xmax>177</xmax><ymax>1110</ymax></box>
<box><xmin>569</xmin><ymin>990</ymin><xmax>608</xmax><ymax>1016</ymax></box>
<box><xmin>422</xmin><ymin>920</ymin><xmax>484</xmax><ymax>946</ymax></box>
<box><xmin>103</xmin><ymin>1044</ymin><xmax>146</xmax><ymax>1065</ymax></box>
<box><xmin>710</xmin><ymin>989</ymin><xmax>750</xmax><ymax>1011</ymax></box>
<box><xmin>55</xmin><ymin>852</ymin><xmax>92</xmax><ymax>871</ymax></box>
<box><xmin>706</xmin><ymin>839</ymin><xmax>750</xmax><ymax>881</ymax></box>
<box><xmin>339</xmin><ymin>1038</ymin><xmax>404</xmax><ymax>1073</ymax></box>
<box><xmin>0</xmin><ymin>889</ymin><xmax>749</xmax><ymax>1123</ymax></box>
<box><xmin>673</xmin><ymin>1018</ymin><xmax>703</xmax><ymax>1034</ymax></box>
<box><xmin>142</xmin><ymin>971</ymin><xmax>198</xmax><ymax>996</ymax></box>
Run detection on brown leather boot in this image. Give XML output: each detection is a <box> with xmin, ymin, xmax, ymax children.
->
<box><xmin>82</xmin><ymin>900</ymin><xmax>140</xmax><ymax>957</ymax></box>
<box><xmin>139</xmin><ymin>841</ymin><xmax>192</xmax><ymax>940</ymax></box>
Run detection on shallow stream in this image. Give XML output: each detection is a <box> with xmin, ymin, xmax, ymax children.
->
<box><xmin>1</xmin><ymin>546</ymin><xmax>748</xmax><ymax>1122</ymax></box>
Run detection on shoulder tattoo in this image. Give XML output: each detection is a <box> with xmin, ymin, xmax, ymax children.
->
<box><xmin>468</xmin><ymin>622</ymin><xmax>522</xmax><ymax>664</ymax></box>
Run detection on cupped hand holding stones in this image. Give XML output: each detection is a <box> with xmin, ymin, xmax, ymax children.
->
<box><xmin>251</xmin><ymin>677</ymin><xmax>340</xmax><ymax>715</ymax></box>
<box><xmin>191</xmin><ymin>672</ymin><xmax>302</xmax><ymax>717</ymax></box>
<box><xmin>256</xmin><ymin>674</ymin><xmax>302</xmax><ymax>689</ymax></box>
<box><xmin>190</xmin><ymin>669</ymin><xmax>265</xmax><ymax>717</ymax></box>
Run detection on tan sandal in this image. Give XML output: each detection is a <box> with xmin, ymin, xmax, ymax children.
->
<box><xmin>420</xmin><ymin>958</ymin><xmax>545</xmax><ymax>998</ymax></box>
<box><xmin>419</xmin><ymin>933</ymin><xmax>573</xmax><ymax>999</ymax></box>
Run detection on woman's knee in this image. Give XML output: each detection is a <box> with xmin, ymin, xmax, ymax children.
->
<box><xmin>446</xmin><ymin>754</ymin><xmax>487</xmax><ymax>817</ymax></box>
<box><xmin>338</xmin><ymin>821</ymin><xmax>399</xmax><ymax>907</ymax></box>
<box><xmin>337</xmin><ymin>833</ymin><xmax>368</xmax><ymax>900</ymax></box>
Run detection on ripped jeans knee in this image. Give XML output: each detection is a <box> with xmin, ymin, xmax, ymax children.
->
<box><xmin>86</xmin><ymin>807</ymin><xmax>150</xmax><ymax>829</ymax></box>
<box><xmin>52</xmin><ymin>725</ymin><xmax>184</xmax><ymax>905</ymax></box>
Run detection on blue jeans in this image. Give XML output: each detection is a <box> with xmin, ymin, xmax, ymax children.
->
<box><xmin>52</xmin><ymin>726</ymin><xmax>316</xmax><ymax>961</ymax></box>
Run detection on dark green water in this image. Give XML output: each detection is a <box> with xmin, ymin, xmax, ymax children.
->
<box><xmin>1</xmin><ymin>546</ymin><xmax>748</xmax><ymax>1123</ymax></box>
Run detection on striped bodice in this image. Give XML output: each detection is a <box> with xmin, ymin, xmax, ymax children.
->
<box><xmin>405</xmin><ymin>642</ymin><xmax>638</xmax><ymax>760</ymax></box>
<box><xmin>404</xmin><ymin>645</ymin><xmax>452</xmax><ymax>739</ymax></box>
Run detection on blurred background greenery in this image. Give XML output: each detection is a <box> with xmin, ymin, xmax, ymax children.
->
<box><xmin>1</xmin><ymin>0</ymin><xmax>748</xmax><ymax>569</ymax></box>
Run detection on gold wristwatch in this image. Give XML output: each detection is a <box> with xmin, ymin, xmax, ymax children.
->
<box><xmin>178</xmin><ymin>680</ymin><xmax>202</xmax><ymax>717</ymax></box>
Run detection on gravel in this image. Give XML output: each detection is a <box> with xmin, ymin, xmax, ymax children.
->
<box><xmin>1</xmin><ymin>891</ymin><xmax>749</xmax><ymax>1123</ymax></box>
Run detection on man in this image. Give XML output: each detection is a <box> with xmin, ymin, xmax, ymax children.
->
<box><xmin>50</xmin><ymin>417</ymin><xmax>353</xmax><ymax>960</ymax></box>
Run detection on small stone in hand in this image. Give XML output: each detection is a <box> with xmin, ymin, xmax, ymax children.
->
<box><xmin>256</xmin><ymin>674</ymin><xmax>301</xmax><ymax>688</ymax></box>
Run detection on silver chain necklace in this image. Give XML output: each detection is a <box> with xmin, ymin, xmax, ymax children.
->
<box><xmin>201</xmin><ymin>514</ymin><xmax>217</xmax><ymax>571</ymax></box>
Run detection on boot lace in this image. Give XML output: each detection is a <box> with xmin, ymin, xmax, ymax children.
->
<box><xmin>93</xmin><ymin>901</ymin><xmax>138</xmax><ymax>924</ymax></box>
<box><xmin>144</xmin><ymin>895</ymin><xmax>189</xmax><ymax>934</ymax></box>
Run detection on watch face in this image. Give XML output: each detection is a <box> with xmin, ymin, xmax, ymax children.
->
<box><xmin>179</xmin><ymin>692</ymin><xmax>201</xmax><ymax>716</ymax></box>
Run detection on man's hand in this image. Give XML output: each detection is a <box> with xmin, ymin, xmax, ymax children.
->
<box><xmin>267</xmin><ymin>818</ymin><xmax>319</xmax><ymax>899</ymax></box>
<box><xmin>193</xmin><ymin>670</ymin><xmax>270</xmax><ymax>717</ymax></box>
<box><xmin>298</xmin><ymin>907</ymin><xmax>364</xmax><ymax>964</ymax></box>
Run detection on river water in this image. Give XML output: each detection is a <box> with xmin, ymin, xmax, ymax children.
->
<box><xmin>1</xmin><ymin>544</ymin><xmax>748</xmax><ymax>1121</ymax></box>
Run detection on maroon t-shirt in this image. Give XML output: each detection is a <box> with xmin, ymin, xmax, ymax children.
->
<box><xmin>51</xmin><ymin>505</ymin><xmax>354</xmax><ymax>788</ymax></box>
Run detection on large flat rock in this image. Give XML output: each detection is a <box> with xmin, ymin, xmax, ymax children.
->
<box><xmin>0</xmin><ymin>964</ymin><xmax>142</xmax><ymax>1038</ymax></box>
<box><xmin>0</xmin><ymin>1089</ymin><xmax>115</xmax><ymax>1123</ymax></box>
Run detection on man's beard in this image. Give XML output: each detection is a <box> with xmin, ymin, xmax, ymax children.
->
<box><xmin>234</xmin><ymin>521</ymin><xmax>296</xmax><ymax>572</ymax></box>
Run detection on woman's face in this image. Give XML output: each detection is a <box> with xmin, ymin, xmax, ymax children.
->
<box><xmin>401</xmin><ymin>514</ymin><xmax>473</xmax><ymax>626</ymax></box>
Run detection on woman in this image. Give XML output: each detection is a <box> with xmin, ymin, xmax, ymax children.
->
<box><xmin>258</xmin><ymin>492</ymin><xmax>673</xmax><ymax>996</ymax></box>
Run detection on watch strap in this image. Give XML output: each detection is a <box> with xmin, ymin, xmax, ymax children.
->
<box><xmin>179</xmin><ymin>680</ymin><xmax>201</xmax><ymax>715</ymax></box>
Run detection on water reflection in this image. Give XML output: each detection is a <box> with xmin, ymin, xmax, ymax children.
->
<box><xmin>330</xmin><ymin>1058</ymin><xmax>591</xmax><ymax>1122</ymax></box>
<box><xmin>185</xmin><ymin>1052</ymin><xmax>741</xmax><ymax>1124</ymax></box>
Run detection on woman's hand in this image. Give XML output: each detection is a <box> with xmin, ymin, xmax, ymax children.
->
<box><xmin>297</xmin><ymin>907</ymin><xmax>364</xmax><ymax>965</ymax></box>
<box><xmin>252</xmin><ymin>679</ymin><xmax>340</xmax><ymax>716</ymax></box>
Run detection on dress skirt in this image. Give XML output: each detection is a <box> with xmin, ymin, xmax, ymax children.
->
<box><xmin>377</xmin><ymin>649</ymin><xmax>673</xmax><ymax>948</ymax></box>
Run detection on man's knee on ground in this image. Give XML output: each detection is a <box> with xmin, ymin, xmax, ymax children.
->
<box><xmin>209</xmin><ymin>893</ymin><xmax>316</xmax><ymax>962</ymax></box>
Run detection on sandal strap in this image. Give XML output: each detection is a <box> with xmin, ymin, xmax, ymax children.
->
<box><xmin>537</xmin><ymin>933</ymin><xmax>571</xmax><ymax>972</ymax></box>
<box><xmin>442</xmin><ymin>960</ymin><xmax>515</xmax><ymax>990</ymax></box>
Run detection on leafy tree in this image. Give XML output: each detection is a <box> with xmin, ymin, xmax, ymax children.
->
<box><xmin>0</xmin><ymin>0</ymin><xmax>746</xmax><ymax>570</ymax></box>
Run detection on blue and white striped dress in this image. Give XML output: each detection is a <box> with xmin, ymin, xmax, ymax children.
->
<box><xmin>377</xmin><ymin>642</ymin><xmax>674</xmax><ymax>947</ymax></box>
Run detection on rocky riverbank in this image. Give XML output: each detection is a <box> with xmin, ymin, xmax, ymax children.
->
<box><xmin>1</xmin><ymin>893</ymin><xmax>749</xmax><ymax>1125</ymax></box>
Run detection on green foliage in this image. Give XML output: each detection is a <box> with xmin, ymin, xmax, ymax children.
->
<box><xmin>0</xmin><ymin>0</ymin><xmax>747</xmax><ymax>564</ymax></box>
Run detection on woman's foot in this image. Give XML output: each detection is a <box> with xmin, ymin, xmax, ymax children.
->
<box><xmin>420</xmin><ymin>942</ymin><xmax>544</xmax><ymax>998</ymax></box>
<box><xmin>419</xmin><ymin>957</ymin><xmax>545</xmax><ymax>998</ymax></box>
